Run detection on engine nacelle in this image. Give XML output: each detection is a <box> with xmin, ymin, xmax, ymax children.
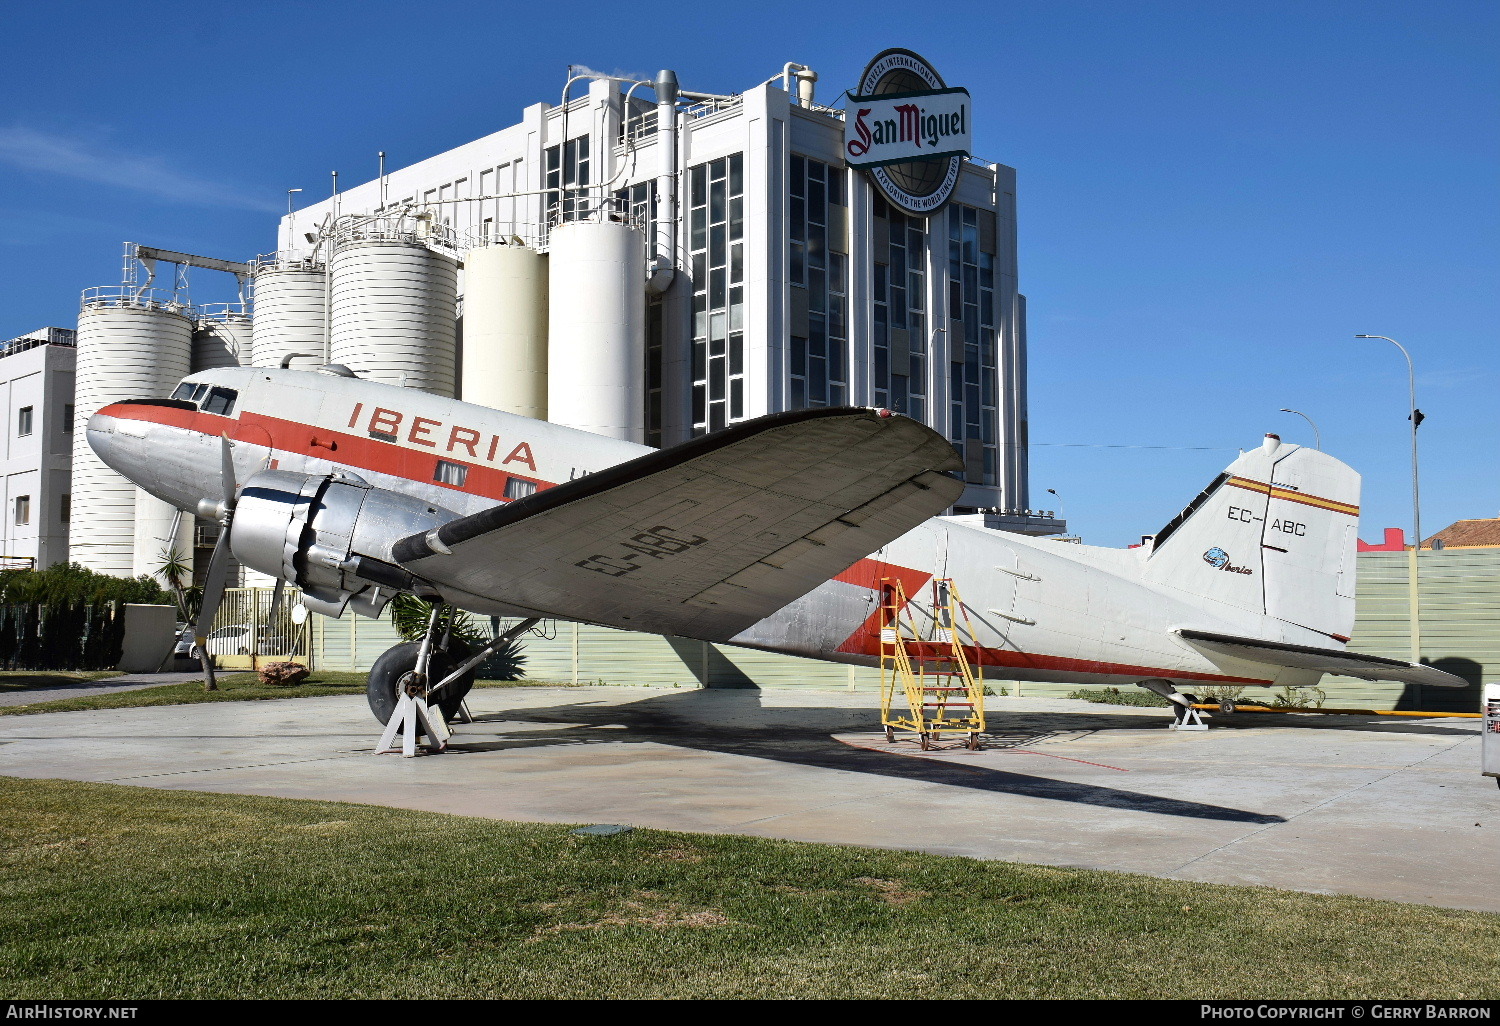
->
<box><xmin>231</xmin><ymin>469</ymin><xmax>458</xmax><ymax>618</ymax></box>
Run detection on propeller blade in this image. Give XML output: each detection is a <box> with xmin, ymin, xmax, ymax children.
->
<box><xmin>195</xmin><ymin>530</ymin><xmax>234</xmax><ymax>647</ymax></box>
<box><xmin>268</xmin><ymin>578</ymin><xmax>286</xmax><ymax>622</ymax></box>
<box><xmin>219</xmin><ymin>433</ymin><xmax>238</xmax><ymax>506</ymax></box>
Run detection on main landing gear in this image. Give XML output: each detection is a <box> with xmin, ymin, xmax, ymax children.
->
<box><xmin>368</xmin><ymin>606</ymin><xmax>539</xmax><ymax>757</ymax></box>
<box><xmin>1136</xmin><ymin>678</ymin><xmax>1208</xmax><ymax>731</ymax></box>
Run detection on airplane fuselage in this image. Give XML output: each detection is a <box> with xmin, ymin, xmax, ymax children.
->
<box><xmin>92</xmin><ymin>368</ymin><xmax>1330</xmax><ymax>690</ymax></box>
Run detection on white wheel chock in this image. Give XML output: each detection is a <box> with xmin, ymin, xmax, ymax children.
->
<box><xmin>375</xmin><ymin>690</ymin><xmax>452</xmax><ymax>757</ymax></box>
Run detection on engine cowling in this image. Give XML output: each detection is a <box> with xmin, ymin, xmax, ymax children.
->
<box><xmin>230</xmin><ymin>469</ymin><xmax>458</xmax><ymax>618</ymax></box>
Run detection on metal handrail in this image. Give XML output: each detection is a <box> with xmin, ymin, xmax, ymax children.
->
<box><xmin>79</xmin><ymin>286</ymin><xmax>195</xmax><ymax>317</ymax></box>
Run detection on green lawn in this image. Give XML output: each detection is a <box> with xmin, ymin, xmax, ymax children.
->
<box><xmin>0</xmin><ymin>777</ymin><xmax>1496</xmax><ymax>1000</ymax></box>
<box><xmin>0</xmin><ymin>670</ymin><xmax>581</xmax><ymax>717</ymax></box>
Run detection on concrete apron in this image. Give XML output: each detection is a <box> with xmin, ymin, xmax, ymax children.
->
<box><xmin>0</xmin><ymin>686</ymin><xmax>1491</xmax><ymax>914</ymax></box>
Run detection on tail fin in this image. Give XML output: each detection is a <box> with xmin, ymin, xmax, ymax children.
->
<box><xmin>1142</xmin><ymin>436</ymin><xmax>1360</xmax><ymax>641</ymax></box>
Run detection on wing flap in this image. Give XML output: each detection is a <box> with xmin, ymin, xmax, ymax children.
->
<box><xmin>395</xmin><ymin>408</ymin><xmax>964</xmax><ymax>640</ymax></box>
<box><xmin>1176</xmin><ymin>629</ymin><xmax>1467</xmax><ymax>688</ymax></box>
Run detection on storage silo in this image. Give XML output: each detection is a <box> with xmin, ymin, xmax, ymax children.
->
<box><xmin>72</xmin><ymin>292</ymin><xmax>193</xmax><ymax>578</ymax></box>
<box><xmin>329</xmin><ymin>238</ymin><xmax>458</xmax><ymax>395</ymax></box>
<box><xmin>249</xmin><ymin>259</ymin><xmax>326</xmax><ymax>369</ymax></box>
<box><xmin>546</xmin><ymin>221</ymin><xmax>646</xmax><ymax>442</ymax></box>
<box><xmin>192</xmin><ymin>308</ymin><xmax>250</xmax><ymax>370</ymax></box>
<box><xmin>461</xmin><ymin>244</ymin><xmax>547</xmax><ymax>417</ymax></box>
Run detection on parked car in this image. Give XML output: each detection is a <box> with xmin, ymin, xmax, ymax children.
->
<box><xmin>174</xmin><ymin>624</ymin><xmax>299</xmax><ymax>658</ymax></box>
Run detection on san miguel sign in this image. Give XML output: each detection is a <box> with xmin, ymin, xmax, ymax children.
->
<box><xmin>844</xmin><ymin>49</ymin><xmax>972</xmax><ymax>216</ymax></box>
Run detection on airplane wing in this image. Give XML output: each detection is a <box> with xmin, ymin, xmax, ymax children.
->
<box><xmin>393</xmin><ymin>408</ymin><xmax>965</xmax><ymax>640</ymax></box>
<box><xmin>1175</xmin><ymin>629</ymin><xmax>1469</xmax><ymax>688</ymax></box>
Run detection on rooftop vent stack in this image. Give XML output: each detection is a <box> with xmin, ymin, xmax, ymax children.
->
<box><xmin>547</xmin><ymin>220</ymin><xmax>646</xmax><ymax>442</ymax></box>
<box><xmin>648</xmin><ymin>69</ymin><xmax>679</xmax><ymax>295</ymax></box>
<box><xmin>794</xmin><ymin>67</ymin><xmax>817</xmax><ymax>106</ymax></box>
<box><xmin>460</xmin><ymin>243</ymin><xmax>548</xmax><ymax>418</ymax></box>
<box><xmin>72</xmin><ymin>292</ymin><xmax>193</xmax><ymax>578</ymax></box>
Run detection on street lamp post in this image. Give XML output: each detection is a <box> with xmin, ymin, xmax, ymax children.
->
<box><xmin>1046</xmin><ymin>488</ymin><xmax>1064</xmax><ymax>524</ymax></box>
<box><xmin>1355</xmin><ymin>335</ymin><xmax>1423</xmax><ymax>670</ymax></box>
<box><xmin>1278</xmin><ymin>408</ymin><xmax>1321</xmax><ymax>450</ymax></box>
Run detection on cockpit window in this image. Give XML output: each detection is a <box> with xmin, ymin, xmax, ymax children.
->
<box><xmin>201</xmin><ymin>387</ymin><xmax>238</xmax><ymax>416</ymax></box>
<box><xmin>169</xmin><ymin>382</ymin><xmax>217</xmax><ymax>406</ymax></box>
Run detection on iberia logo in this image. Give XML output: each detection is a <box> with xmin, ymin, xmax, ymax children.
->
<box><xmin>1203</xmin><ymin>547</ymin><xmax>1254</xmax><ymax>575</ymax></box>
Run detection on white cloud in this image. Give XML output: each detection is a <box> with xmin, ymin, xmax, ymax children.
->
<box><xmin>0</xmin><ymin>126</ymin><xmax>280</xmax><ymax>212</ymax></box>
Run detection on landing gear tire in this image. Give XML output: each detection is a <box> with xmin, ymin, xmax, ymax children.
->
<box><xmin>366</xmin><ymin>641</ymin><xmax>477</xmax><ymax>727</ymax></box>
<box><xmin>1220</xmin><ymin>699</ymin><xmax>1237</xmax><ymax>715</ymax></box>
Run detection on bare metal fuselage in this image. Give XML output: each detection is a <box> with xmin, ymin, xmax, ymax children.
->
<box><xmin>91</xmin><ymin>367</ymin><xmax>1329</xmax><ymax>690</ymax></box>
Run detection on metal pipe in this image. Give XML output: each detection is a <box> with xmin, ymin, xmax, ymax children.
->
<box><xmin>651</xmin><ymin>69</ymin><xmax>679</xmax><ymax>293</ymax></box>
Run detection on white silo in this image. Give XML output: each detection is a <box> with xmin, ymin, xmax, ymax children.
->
<box><xmin>192</xmin><ymin>307</ymin><xmax>251</xmax><ymax>370</ymax></box>
<box><xmin>329</xmin><ymin>237</ymin><xmax>458</xmax><ymax>395</ymax></box>
<box><xmin>461</xmin><ymin>244</ymin><xmax>548</xmax><ymax>417</ymax></box>
<box><xmin>546</xmin><ymin>221</ymin><xmax>646</xmax><ymax>442</ymax></box>
<box><xmin>249</xmin><ymin>259</ymin><xmax>327</xmax><ymax>369</ymax></box>
<box><xmin>72</xmin><ymin>291</ymin><xmax>193</xmax><ymax>578</ymax></box>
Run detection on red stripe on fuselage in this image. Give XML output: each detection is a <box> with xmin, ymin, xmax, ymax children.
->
<box><xmin>97</xmin><ymin>402</ymin><xmax>550</xmax><ymax>503</ymax></box>
<box><xmin>832</xmin><ymin>557</ymin><xmax>1272</xmax><ymax>684</ymax></box>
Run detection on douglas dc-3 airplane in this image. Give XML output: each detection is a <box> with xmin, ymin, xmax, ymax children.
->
<box><xmin>88</xmin><ymin>364</ymin><xmax>1462</xmax><ymax>750</ymax></box>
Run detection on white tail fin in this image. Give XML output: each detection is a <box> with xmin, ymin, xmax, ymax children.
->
<box><xmin>1142</xmin><ymin>436</ymin><xmax>1360</xmax><ymax>641</ymax></box>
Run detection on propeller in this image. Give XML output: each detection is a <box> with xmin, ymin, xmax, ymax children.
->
<box><xmin>193</xmin><ymin>434</ymin><xmax>240</xmax><ymax>655</ymax></box>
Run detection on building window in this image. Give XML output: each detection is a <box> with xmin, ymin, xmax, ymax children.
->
<box><xmin>789</xmin><ymin>156</ymin><xmax>849</xmax><ymax>411</ymax></box>
<box><xmin>14</xmin><ymin>496</ymin><xmax>29</xmax><ymax>526</ymax></box>
<box><xmin>504</xmin><ymin>478</ymin><xmax>538</xmax><ymax>501</ymax></box>
<box><xmin>545</xmin><ymin>135</ymin><xmax>592</xmax><ymax>223</ymax></box>
<box><xmin>60</xmin><ymin>494</ymin><xmax>69</xmax><ymax>523</ymax></box>
<box><xmin>690</xmin><ymin>153</ymin><xmax>745</xmax><ymax>436</ymax></box>
<box><xmin>434</xmin><ymin>460</ymin><xmax>468</xmax><ymax>487</ymax></box>
<box><xmin>947</xmin><ymin>204</ymin><xmax>998</xmax><ymax>485</ymax></box>
<box><xmin>871</xmin><ymin>196</ymin><xmax>926</xmax><ymax>423</ymax></box>
<box><xmin>17</xmin><ymin>406</ymin><xmax>32</xmax><ymax>436</ymax></box>
<box><xmin>62</xmin><ymin>404</ymin><xmax>74</xmax><ymax>433</ymax></box>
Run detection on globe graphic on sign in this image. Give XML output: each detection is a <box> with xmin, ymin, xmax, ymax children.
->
<box><xmin>870</xmin><ymin>67</ymin><xmax>949</xmax><ymax>201</ymax></box>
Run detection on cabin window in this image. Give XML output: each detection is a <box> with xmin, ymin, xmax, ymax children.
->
<box><xmin>201</xmin><ymin>387</ymin><xmax>237</xmax><ymax>416</ymax></box>
<box><xmin>170</xmin><ymin>383</ymin><xmax>194</xmax><ymax>401</ymax></box>
<box><xmin>504</xmin><ymin>478</ymin><xmax>537</xmax><ymax>500</ymax></box>
<box><xmin>16</xmin><ymin>406</ymin><xmax>32</xmax><ymax>436</ymax></box>
<box><xmin>434</xmin><ymin>460</ymin><xmax>468</xmax><ymax>487</ymax></box>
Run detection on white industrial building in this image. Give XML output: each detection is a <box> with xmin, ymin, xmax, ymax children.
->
<box><xmin>0</xmin><ymin>327</ymin><xmax>76</xmax><ymax>570</ymax></box>
<box><xmin>274</xmin><ymin>59</ymin><xmax>1034</xmax><ymax>515</ymax></box>
<box><xmin>66</xmin><ymin>53</ymin><xmax>1052</xmax><ymax>590</ymax></box>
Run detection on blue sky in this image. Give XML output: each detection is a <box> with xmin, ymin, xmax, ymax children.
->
<box><xmin>0</xmin><ymin>0</ymin><xmax>1493</xmax><ymax>547</ymax></box>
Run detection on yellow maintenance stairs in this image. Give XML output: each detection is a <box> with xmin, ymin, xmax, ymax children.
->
<box><xmin>879</xmin><ymin>577</ymin><xmax>987</xmax><ymax>750</ymax></box>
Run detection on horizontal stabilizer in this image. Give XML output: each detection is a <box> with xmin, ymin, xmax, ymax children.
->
<box><xmin>394</xmin><ymin>408</ymin><xmax>965</xmax><ymax>640</ymax></box>
<box><xmin>1176</xmin><ymin>629</ymin><xmax>1468</xmax><ymax>688</ymax></box>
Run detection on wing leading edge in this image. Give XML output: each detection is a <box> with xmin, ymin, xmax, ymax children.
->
<box><xmin>394</xmin><ymin>407</ymin><xmax>965</xmax><ymax>640</ymax></box>
<box><xmin>1176</xmin><ymin>629</ymin><xmax>1468</xmax><ymax>688</ymax></box>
